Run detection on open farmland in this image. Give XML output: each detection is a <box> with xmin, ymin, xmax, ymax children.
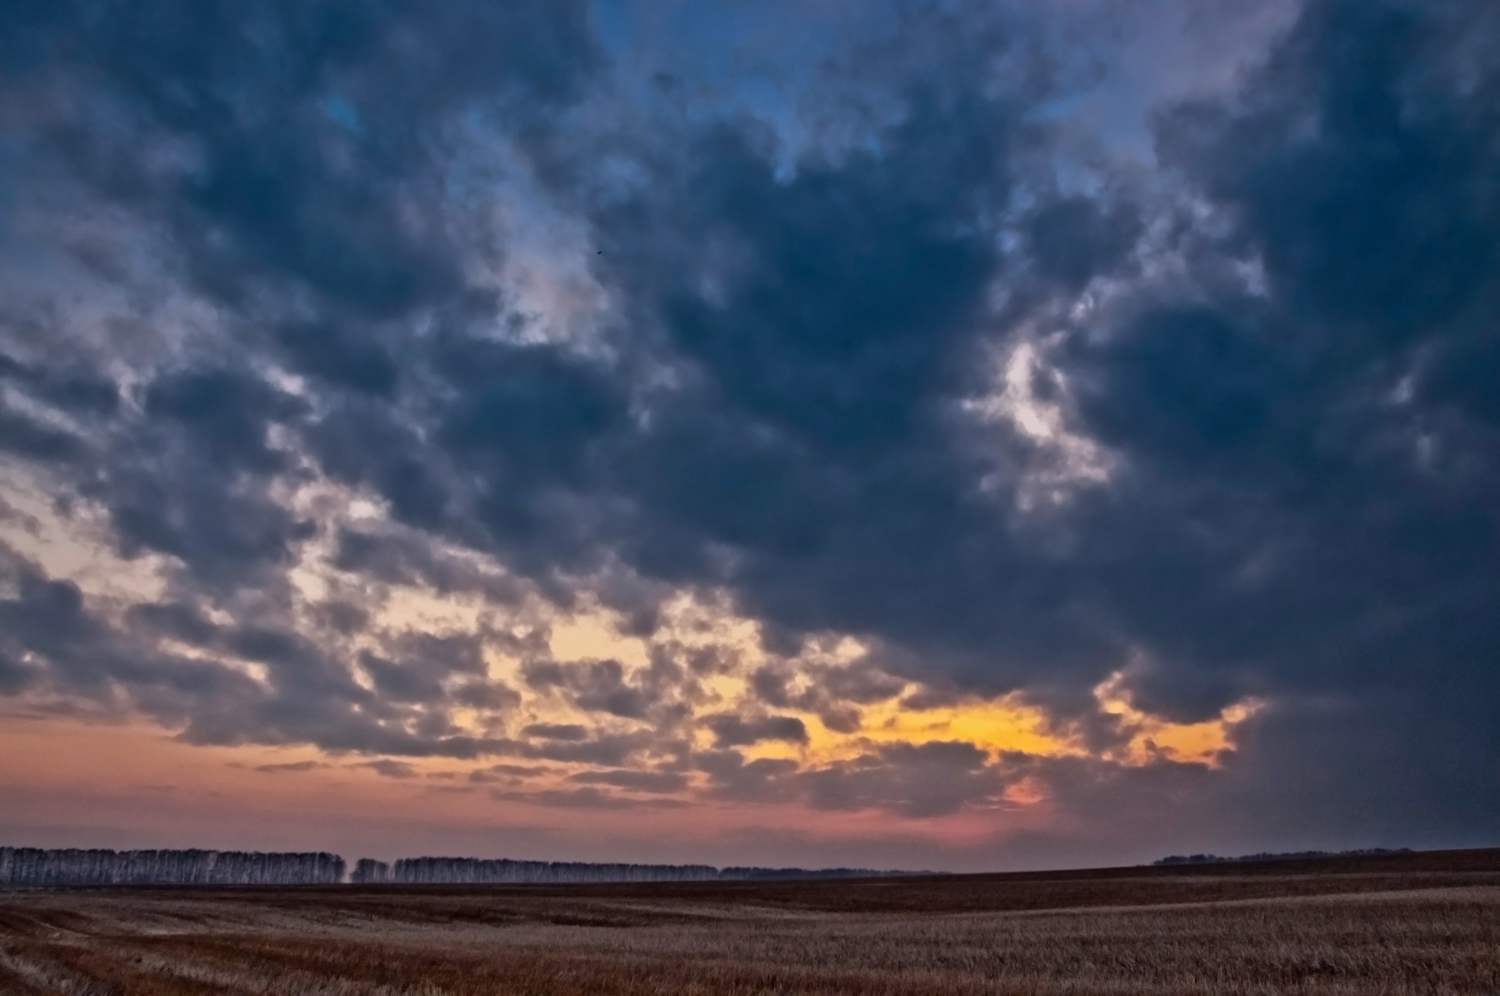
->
<box><xmin>1</xmin><ymin>849</ymin><xmax>1497</xmax><ymax>995</ymax></box>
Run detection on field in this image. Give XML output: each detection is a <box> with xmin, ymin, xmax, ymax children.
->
<box><xmin>1</xmin><ymin>849</ymin><xmax>1496</xmax><ymax>995</ymax></box>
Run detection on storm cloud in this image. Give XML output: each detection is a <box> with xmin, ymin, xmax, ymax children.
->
<box><xmin>0</xmin><ymin>0</ymin><xmax>1496</xmax><ymax>862</ymax></box>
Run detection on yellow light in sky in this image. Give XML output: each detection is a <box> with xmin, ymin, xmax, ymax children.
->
<box><xmin>1094</xmin><ymin>670</ymin><xmax>1264</xmax><ymax>767</ymax></box>
<box><xmin>780</xmin><ymin>693</ymin><xmax>1074</xmax><ymax>764</ymax></box>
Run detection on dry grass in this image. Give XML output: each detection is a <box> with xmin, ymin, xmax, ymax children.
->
<box><xmin>1</xmin><ymin>849</ymin><xmax>1497</xmax><ymax>995</ymax></box>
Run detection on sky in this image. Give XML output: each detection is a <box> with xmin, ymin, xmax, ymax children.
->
<box><xmin>0</xmin><ymin>0</ymin><xmax>1496</xmax><ymax>872</ymax></box>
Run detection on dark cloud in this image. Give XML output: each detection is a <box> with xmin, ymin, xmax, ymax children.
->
<box><xmin>127</xmin><ymin>601</ymin><xmax>220</xmax><ymax>646</ymax></box>
<box><xmin>357</xmin><ymin>632</ymin><xmax>507</xmax><ymax>709</ymax></box>
<box><xmin>0</xmin><ymin>353</ymin><xmax>120</xmax><ymax>418</ymax></box>
<box><xmin>521</xmin><ymin>656</ymin><xmax>685</xmax><ymax>722</ymax></box>
<box><xmin>802</xmin><ymin>741</ymin><xmax>1003</xmax><ymax>818</ymax></box>
<box><xmin>0</xmin><ymin>550</ymin><xmax>529</xmax><ymax>762</ymax></box>
<box><xmin>358</xmin><ymin>759</ymin><xmax>418</xmax><ymax>780</ymax></box>
<box><xmin>0</xmin><ymin>652</ymin><xmax>39</xmax><ymax>695</ymax></box>
<box><xmin>0</xmin><ymin>0</ymin><xmax>601</xmax><ymax>594</ymax></box>
<box><xmin>704</xmin><ymin>713</ymin><xmax>809</xmax><ymax>749</ymax></box>
<box><xmin>277</xmin><ymin>320</ymin><xmax>399</xmax><ymax>397</ymax></box>
<box><xmin>696</xmin><ymin>751</ymin><xmax>801</xmax><ymax>805</ymax></box>
<box><xmin>1</xmin><ymin>0</ymin><xmax>1497</xmax><ymax>859</ymax></box>
<box><xmin>254</xmin><ymin>760</ymin><xmax>325</xmax><ymax>774</ymax></box>
<box><xmin>749</xmin><ymin>666</ymin><xmax>793</xmax><ymax>708</ymax></box>
<box><xmin>359</xmin><ymin>652</ymin><xmax>444</xmax><ymax>704</ymax></box>
<box><xmin>330</xmin><ymin>527</ymin><xmax>525</xmax><ymax>603</ymax></box>
<box><xmin>651</xmin><ymin>0</ymin><xmax>1499</xmax><ymax>844</ymax></box>
<box><xmin>0</xmin><ymin>553</ymin><xmax>266</xmax><ymax>727</ymax></box>
<box><xmin>452</xmin><ymin>680</ymin><xmax>521</xmax><ymax>711</ymax></box>
<box><xmin>1058</xmin><ymin>0</ymin><xmax>1500</xmax><ymax>835</ymax></box>
<box><xmin>0</xmin><ymin>407</ymin><xmax>87</xmax><ymax>463</ymax></box>
<box><xmin>695</xmin><ymin>740</ymin><xmax>1007</xmax><ymax>818</ymax></box>
<box><xmin>1027</xmin><ymin>197</ymin><xmax>1142</xmax><ymax>290</ymax></box>
<box><xmin>7</xmin><ymin>0</ymin><xmax>599</xmax><ymax>311</ymax></box>
<box><xmin>746</xmin><ymin>659</ymin><xmax>905</xmax><ymax>733</ymax></box>
<box><xmin>492</xmin><ymin>786</ymin><xmax>690</xmax><ymax>811</ymax></box>
<box><xmin>309</xmin><ymin>600</ymin><xmax>369</xmax><ymax>636</ymax></box>
<box><xmin>522</xmin><ymin>723</ymin><xmax>590</xmax><ymax>742</ymax></box>
<box><xmin>0</xmin><ymin>353</ymin><xmax>117</xmax><ymax>464</ymax></box>
<box><xmin>816</xmin><ymin>706</ymin><xmax>863</xmax><ymax>735</ymax></box>
<box><xmin>143</xmin><ymin>369</ymin><xmax>304</xmax><ymax>476</ymax></box>
<box><xmin>517</xmin><ymin>732</ymin><xmax>666</xmax><ymax>768</ymax></box>
<box><xmin>102</xmin><ymin>367</ymin><xmax>315</xmax><ymax>586</ymax></box>
<box><xmin>468</xmin><ymin>763</ymin><xmax>552</xmax><ymax>786</ymax></box>
<box><xmin>569</xmin><ymin>768</ymin><xmax>688</xmax><ymax>794</ymax></box>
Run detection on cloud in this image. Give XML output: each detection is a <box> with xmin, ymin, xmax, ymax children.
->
<box><xmin>747</xmin><ymin>659</ymin><xmax>906</xmax><ymax>733</ymax></box>
<box><xmin>696</xmin><ymin>751</ymin><xmax>801</xmax><ymax>805</ymax></box>
<box><xmin>1027</xmin><ymin>197</ymin><xmax>1143</xmax><ymax>291</ymax></box>
<box><xmin>105</xmin><ymin>366</ymin><xmax>314</xmax><ymax>587</ymax></box>
<box><xmin>522</xmin><ymin>724</ymin><xmax>590</xmax><ymax>742</ymax></box>
<box><xmin>357</xmin><ymin>759</ymin><xmax>419</xmax><ymax>780</ymax></box>
<box><xmin>704</xmin><ymin>714</ymin><xmax>809</xmax><ymax>749</ymax></box>
<box><xmin>568</xmin><ymin>768</ymin><xmax>689</xmax><ymax>794</ymax></box>
<box><xmin>694</xmin><ymin>741</ymin><xmax>1007</xmax><ymax>818</ymax></box>
<box><xmin>0</xmin><ymin>552</ymin><xmax>268</xmax><ymax>728</ymax></box>
<box><xmin>469</xmin><ymin>763</ymin><xmax>553</xmax><ymax>785</ymax></box>
<box><xmin>356</xmin><ymin>632</ymin><xmax>517</xmax><ymax>711</ymax></box>
<box><xmin>1056</xmin><ymin>0</ymin><xmax>1500</xmax><ymax>836</ymax></box>
<box><xmin>521</xmin><ymin>656</ymin><xmax>689</xmax><ymax>723</ymax></box>
<box><xmin>518</xmin><ymin>732</ymin><xmax>664</xmax><ymax>768</ymax></box>
<box><xmin>0</xmin><ymin>407</ymin><xmax>87</xmax><ymax>463</ymax></box>
<box><xmin>801</xmin><ymin>741</ymin><xmax>1005</xmax><ymax>818</ymax></box>
<box><xmin>253</xmin><ymin>761</ymin><xmax>325</xmax><ymax>774</ymax></box>
<box><xmin>492</xmin><ymin>786</ymin><xmax>691</xmax><ymax>811</ymax></box>
<box><xmin>0</xmin><ymin>0</ymin><xmax>1497</xmax><ymax>860</ymax></box>
<box><xmin>330</xmin><ymin>527</ymin><xmax>525</xmax><ymax>603</ymax></box>
<box><xmin>0</xmin><ymin>550</ymin><xmax>527</xmax><ymax>762</ymax></box>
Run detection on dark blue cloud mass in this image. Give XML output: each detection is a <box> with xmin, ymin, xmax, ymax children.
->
<box><xmin>0</xmin><ymin>0</ymin><xmax>1497</xmax><ymax>856</ymax></box>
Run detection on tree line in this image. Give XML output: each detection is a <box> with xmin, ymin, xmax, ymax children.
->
<box><xmin>3</xmin><ymin>848</ymin><xmax>911</xmax><ymax>886</ymax></box>
<box><xmin>0</xmin><ymin>848</ymin><xmax>346</xmax><ymax>885</ymax></box>
<box><xmin>1154</xmin><ymin>848</ymin><xmax>1414</xmax><ymax>866</ymax></box>
<box><xmin>364</xmin><ymin>857</ymin><xmax>904</xmax><ymax>884</ymax></box>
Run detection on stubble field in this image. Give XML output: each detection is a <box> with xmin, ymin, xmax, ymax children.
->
<box><xmin>1</xmin><ymin>848</ymin><xmax>1496</xmax><ymax>995</ymax></box>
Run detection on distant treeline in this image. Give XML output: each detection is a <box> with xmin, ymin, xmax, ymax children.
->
<box><xmin>2</xmin><ymin>848</ymin><xmax>910</xmax><ymax>887</ymax></box>
<box><xmin>0</xmin><ymin>848</ymin><xmax>346</xmax><ymax>886</ymax></box>
<box><xmin>353</xmin><ymin>857</ymin><xmax>906</xmax><ymax>884</ymax></box>
<box><xmin>1155</xmin><ymin>848</ymin><xmax>1414</xmax><ymax>866</ymax></box>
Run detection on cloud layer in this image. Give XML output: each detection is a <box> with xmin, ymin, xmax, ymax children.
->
<box><xmin>0</xmin><ymin>0</ymin><xmax>1496</xmax><ymax>864</ymax></box>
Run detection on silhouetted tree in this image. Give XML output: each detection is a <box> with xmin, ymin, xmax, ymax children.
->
<box><xmin>0</xmin><ymin>848</ymin><xmax>345</xmax><ymax>885</ymax></box>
